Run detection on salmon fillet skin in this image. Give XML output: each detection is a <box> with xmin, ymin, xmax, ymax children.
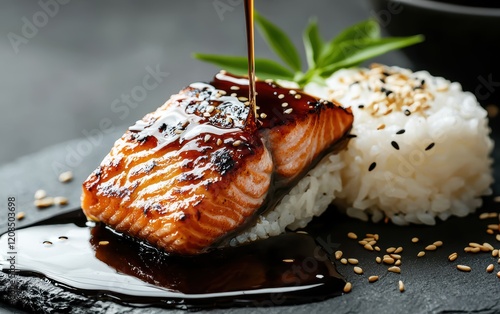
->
<box><xmin>81</xmin><ymin>72</ymin><xmax>353</xmax><ymax>255</ymax></box>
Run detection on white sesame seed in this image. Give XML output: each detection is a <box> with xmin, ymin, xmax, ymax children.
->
<box><xmin>417</xmin><ymin>251</ymin><xmax>425</xmax><ymax>257</ymax></box>
<box><xmin>34</xmin><ymin>197</ymin><xmax>54</xmax><ymax>209</ymax></box>
<box><xmin>425</xmin><ymin>244</ymin><xmax>437</xmax><ymax>251</ymax></box>
<box><xmin>34</xmin><ymin>189</ymin><xmax>47</xmax><ymax>200</ymax></box>
<box><xmin>260</xmin><ymin>113</ymin><xmax>267</xmax><ymax>119</ymax></box>
<box><xmin>335</xmin><ymin>250</ymin><xmax>343</xmax><ymax>260</ymax></box>
<box><xmin>347</xmin><ymin>232</ymin><xmax>358</xmax><ymax>239</ymax></box>
<box><xmin>386</xmin><ymin>247</ymin><xmax>396</xmax><ymax>253</ymax></box>
<box><xmin>395</xmin><ymin>247</ymin><xmax>403</xmax><ymax>253</ymax></box>
<box><xmin>487</xmin><ymin>264</ymin><xmax>495</xmax><ymax>273</ymax></box>
<box><xmin>238</xmin><ymin>96</ymin><xmax>248</xmax><ymax>102</ymax></box>
<box><xmin>353</xmin><ymin>266</ymin><xmax>363</xmax><ymax>275</ymax></box>
<box><xmin>54</xmin><ymin>196</ymin><xmax>68</xmax><ymax>206</ymax></box>
<box><xmin>231</xmin><ymin>93</ymin><xmax>237</xmax><ymax>97</ymax></box>
<box><xmin>368</xmin><ymin>276</ymin><xmax>379</xmax><ymax>283</ymax></box>
<box><xmin>99</xmin><ymin>241</ymin><xmax>110</xmax><ymax>246</ymax></box>
<box><xmin>284</xmin><ymin>108</ymin><xmax>293</xmax><ymax>114</ymax></box>
<box><xmin>230</xmin><ymin>86</ymin><xmax>240</xmax><ymax>90</ymax></box>
<box><xmin>364</xmin><ymin>243</ymin><xmax>374</xmax><ymax>251</ymax></box>
<box><xmin>232</xmin><ymin>140</ymin><xmax>242</xmax><ymax>147</ymax></box>
<box><xmin>376</xmin><ymin>256</ymin><xmax>382</xmax><ymax>263</ymax></box>
<box><xmin>340</xmin><ymin>258</ymin><xmax>347</xmax><ymax>265</ymax></box>
<box><xmin>383</xmin><ymin>257</ymin><xmax>395</xmax><ymax>264</ymax></box>
<box><xmin>278</xmin><ymin>94</ymin><xmax>285</xmax><ymax>99</ymax></box>
<box><xmin>281</xmin><ymin>102</ymin><xmax>289</xmax><ymax>107</ymax></box>
<box><xmin>448</xmin><ymin>252</ymin><xmax>458</xmax><ymax>262</ymax></box>
<box><xmin>217</xmin><ymin>139</ymin><xmax>222</xmax><ymax>146</ymax></box>
<box><xmin>294</xmin><ymin>94</ymin><xmax>302</xmax><ymax>99</ymax></box>
<box><xmin>343</xmin><ymin>282</ymin><xmax>352</xmax><ymax>293</ymax></box>
<box><xmin>204</xmin><ymin>134</ymin><xmax>211</xmax><ymax>142</ymax></box>
<box><xmin>388</xmin><ymin>266</ymin><xmax>401</xmax><ymax>273</ymax></box>
<box><xmin>399</xmin><ymin>280</ymin><xmax>405</xmax><ymax>292</ymax></box>
<box><xmin>289</xmin><ymin>90</ymin><xmax>297</xmax><ymax>95</ymax></box>
<box><xmin>59</xmin><ymin>171</ymin><xmax>73</xmax><ymax>183</ymax></box>
<box><xmin>348</xmin><ymin>258</ymin><xmax>359</xmax><ymax>265</ymax></box>
<box><xmin>412</xmin><ymin>237</ymin><xmax>419</xmax><ymax>243</ymax></box>
<box><xmin>206</xmin><ymin>105</ymin><xmax>215</xmax><ymax>113</ymax></box>
<box><xmin>16</xmin><ymin>212</ymin><xmax>25</xmax><ymax>220</ymax></box>
<box><xmin>457</xmin><ymin>265</ymin><xmax>471</xmax><ymax>272</ymax></box>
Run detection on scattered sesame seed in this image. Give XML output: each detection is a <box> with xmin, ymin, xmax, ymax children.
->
<box><xmin>487</xmin><ymin>229</ymin><xmax>494</xmax><ymax>235</ymax></box>
<box><xmin>479</xmin><ymin>212</ymin><xmax>490</xmax><ymax>219</ymax></box>
<box><xmin>433</xmin><ymin>241</ymin><xmax>443</xmax><ymax>247</ymax></box>
<box><xmin>395</xmin><ymin>259</ymin><xmax>402</xmax><ymax>266</ymax></box>
<box><xmin>488</xmin><ymin>224</ymin><xmax>499</xmax><ymax>231</ymax></box>
<box><xmin>289</xmin><ymin>90</ymin><xmax>297</xmax><ymax>95</ymax></box>
<box><xmin>374</xmin><ymin>246</ymin><xmax>381</xmax><ymax>252</ymax></box>
<box><xmin>377</xmin><ymin>124</ymin><xmax>386</xmax><ymax>130</ymax></box>
<box><xmin>387</xmin><ymin>247</ymin><xmax>396</xmax><ymax>253</ymax></box>
<box><xmin>469</xmin><ymin>242</ymin><xmax>481</xmax><ymax>248</ymax></box>
<box><xmin>99</xmin><ymin>241</ymin><xmax>110</xmax><ymax>246</ymax></box>
<box><xmin>231</xmin><ymin>93</ymin><xmax>238</xmax><ymax>97</ymax></box>
<box><xmin>417</xmin><ymin>251</ymin><xmax>425</xmax><ymax>257</ymax></box>
<box><xmin>202</xmin><ymin>112</ymin><xmax>211</xmax><ymax>118</ymax></box>
<box><xmin>388</xmin><ymin>266</ymin><xmax>401</xmax><ymax>273</ymax></box>
<box><xmin>390</xmin><ymin>254</ymin><xmax>402</xmax><ymax>260</ymax></box>
<box><xmin>335</xmin><ymin>250</ymin><xmax>343</xmax><ymax>260</ymax></box>
<box><xmin>343</xmin><ymin>282</ymin><xmax>352</xmax><ymax>293</ymax></box>
<box><xmin>376</xmin><ymin>257</ymin><xmax>382</xmax><ymax>263</ymax></box>
<box><xmin>58</xmin><ymin>236</ymin><xmax>68</xmax><ymax>241</ymax></box>
<box><xmin>348</xmin><ymin>232</ymin><xmax>358</xmax><ymax>239</ymax></box>
<box><xmin>496</xmin><ymin>234</ymin><xmax>500</xmax><ymax>242</ymax></box>
<box><xmin>238</xmin><ymin>96</ymin><xmax>248</xmax><ymax>102</ymax></box>
<box><xmin>448</xmin><ymin>252</ymin><xmax>458</xmax><ymax>261</ymax></box>
<box><xmin>364</xmin><ymin>244</ymin><xmax>374</xmax><ymax>251</ymax></box>
<box><xmin>34</xmin><ymin>189</ymin><xmax>47</xmax><ymax>200</ymax></box>
<box><xmin>217</xmin><ymin>139</ymin><xmax>222</xmax><ymax>146</ymax></box>
<box><xmin>404</xmin><ymin>109</ymin><xmax>411</xmax><ymax>116</ymax></box>
<box><xmin>354</xmin><ymin>266</ymin><xmax>363</xmax><ymax>275</ymax></box>
<box><xmin>16</xmin><ymin>212</ymin><xmax>25</xmax><ymax>220</ymax></box>
<box><xmin>284</xmin><ymin>108</ymin><xmax>293</xmax><ymax>114</ymax></box>
<box><xmin>383</xmin><ymin>257</ymin><xmax>395</xmax><ymax>264</ymax></box>
<box><xmin>391</xmin><ymin>141</ymin><xmax>400</xmax><ymax>150</ymax></box>
<box><xmin>399</xmin><ymin>280</ymin><xmax>405</xmax><ymax>292</ymax></box>
<box><xmin>348</xmin><ymin>258</ymin><xmax>359</xmax><ymax>265</ymax></box>
<box><xmin>486</xmin><ymin>104</ymin><xmax>499</xmax><ymax>118</ymax></box>
<box><xmin>34</xmin><ymin>197</ymin><xmax>54</xmax><ymax>209</ymax></box>
<box><xmin>206</xmin><ymin>105</ymin><xmax>215</xmax><ymax>113</ymax></box>
<box><xmin>425</xmin><ymin>143</ymin><xmax>435</xmax><ymax>151</ymax></box>
<box><xmin>412</xmin><ymin>237</ymin><xmax>419</xmax><ymax>243</ymax></box>
<box><xmin>425</xmin><ymin>244</ymin><xmax>437</xmax><ymax>251</ymax></box>
<box><xmin>487</xmin><ymin>264</ymin><xmax>495</xmax><ymax>273</ymax></box>
<box><xmin>395</xmin><ymin>247</ymin><xmax>403</xmax><ymax>253</ymax></box>
<box><xmin>59</xmin><ymin>171</ymin><xmax>73</xmax><ymax>183</ymax></box>
<box><xmin>294</xmin><ymin>94</ymin><xmax>302</xmax><ymax>99</ymax></box>
<box><xmin>368</xmin><ymin>162</ymin><xmax>377</xmax><ymax>172</ymax></box>
<box><xmin>482</xmin><ymin>242</ymin><xmax>494</xmax><ymax>251</ymax></box>
<box><xmin>230</xmin><ymin>86</ymin><xmax>240</xmax><ymax>90</ymax></box>
<box><xmin>368</xmin><ymin>276</ymin><xmax>379</xmax><ymax>283</ymax></box>
<box><xmin>43</xmin><ymin>241</ymin><xmax>53</xmax><ymax>246</ymax></box>
<box><xmin>260</xmin><ymin>113</ymin><xmax>267</xmax><ymax>119</ymax></box>
<box><xmin>358</xmin><ymin>104</ymin><xmax>365</xmax><ymax>109</ymax></box>
<box><xmin>396</xmin><ymin>129</ymin><xmax>406</xmax><ymax>135</ymax></box>
<box><xmin>204</xmin><ymin>134</ymin><xmax>211</xmax><ymax>142</ymax></box>
<box><xmin>493</xmin><ymin>196</ymin><xmax>500</xmax><ymax>203</ymax></box>
<box><xmin>54</xmin><ymin>196</ymin><xmax>68</xmax><ymax>206</ymax></box>
<box><xmin>278</xmin><ymin>94</ymin><xmax>285</xmax><ymax>99</ymax></box>
<box><xmin>493</xmin><ymin>249</ymin><xmax>499</xmax><ymax>257</ymax></box>
<box><xmin>457</xmin><ymin>265</ymin><xmax>471</xmax><ymax>272</ymax></box>
<box><xmin>340</xmin><ymin>258</ymin><xmax>348</xmax><ymax>265</ymax></box>
<box><xmin>232</xmin><ymin>140</ymin><xmax>242</xmax><ymax>147</ymax></box>
<box><xmin>281</xmin><ymin>102</ymin><xmax>289</xmax><ymax>107</ymax></box>
<box><xmin>497</xmin><ymin>271</ymin><xmax>500</xmax><ymax>279</ymax></box>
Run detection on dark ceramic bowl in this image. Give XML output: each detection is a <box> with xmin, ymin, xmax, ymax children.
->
<box><xmin>368</xmin><ymin>0</ymin><xmax>500</xmax><ymax>104</ymax></box>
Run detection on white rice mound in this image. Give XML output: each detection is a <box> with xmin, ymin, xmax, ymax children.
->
<box><xmin>231</xmin><ymin>64</ymin><xmax>494</xmax><ymax>245</ymax></box>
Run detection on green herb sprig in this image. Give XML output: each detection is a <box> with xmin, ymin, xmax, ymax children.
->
<box><xmin>193</xmin><ymin>12</ymin><xmax>423</xmax><ymax>88</ymax></box>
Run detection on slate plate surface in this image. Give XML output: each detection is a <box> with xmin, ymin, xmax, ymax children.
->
<box><xmin>0</xmin><ymin>115</ymin><xmax>499</xmax><ymax>314</ymax></box>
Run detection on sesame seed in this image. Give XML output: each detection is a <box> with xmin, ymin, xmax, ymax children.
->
<box><xmin>282</xmin><ymin>259</ymin><xmax>295</xmax><ymax>263</ymax></box>
<box><xmin>377</xmin><ymin>124</ymin><xmax>386</xmax><ymax>130</ymax></box>
<box><xmin>335</xmin><ymin>250</ymin><xmax>343</xmax><ymax>260</ymax></box>
<box><xmin>232</xmin><ymin>140</ymin><xmax>242</xmax><ymax>147</ymax></box>
<box><xmin>390</xmin><ymin>254</ymin><xmax>402</xmax><ymax>260</ymax></box>
<box><xmin>260</xmin><ymin>113</ymin><xmax>267</xmax><ymax>119</ymax></box>
<box><xmin>412</xmin><ymin>237</ymin><xmax>419</xmax><ymax>243</ymax></box>
<box><xmin>238</xmin><ymin>97</ymin><xmax>248</xmax><ymax>102</ymax></box>
<box><xmin>359</xmin><ymin>240</ymin><xmax>368</xmax><ymax>245</ymax></box>
<box><xmin>487</xmin><ymin>264</ymin><xmax>495</xmax><ymax>273</ymax></box>
<box><xmin>206</xmin><ymin>105</ymin><xmax>215</xmax><ymax>113</ymax></box>
<box><xmin>395</xmin><ymin>247</ymin><xmax>403</xmax><ymax>253</ymax></box>
<box><xmin>387</xmin><ymin>247</ymin><xmax>396</xmax><ymax>253</ymax></box>
<box><xmin>448</xmin><ymin>252</ymin><xmax>458</xmax><ymax>261</ymax></box>
<box><xmin>368</xmin><ymin>276</ymin><xmax>379</xmax><ymax>283</ymax></box>
<box><xmin>399</xmin><ymin>280</ymin><xmax>405</xmax><ymax>292</ymax></box>
<box><xmin>493</xmin><ymin>196</ymin><xmax>500</xmax><ymax>202</ymax></box>
<box><xmin>391</xmin><ymin>141</ymin><xmax>400</xmax><ymax>150</ymax></box>
<box><xmin>281</xmin><ymin>102</ymin><xmax>289</xmax><ymax>107</ymax></box>
<box><xmin>493</xmin><ymin>249</ymin><xmax>499</xmax><ymax>257</ymax></box>
<box><xmin>34</xmin><ymin>197</ymin><xmax>54</xmax><ymax>209</ymax></box>
<box><xmin>289</xmin><ymin>90</ymin><xmax>297</xmax><ymax>95</ymax></box>
<box><xmin>347</xmin><ymin>232</ymin><xmax>358</xmax><ymax>239</ymax></box>
<box><xmin>294</xmin><ymin>94</ymin><xmax>302</xmax><ymax>99</ymax></box>
<box><xmin>284</xmin><ymin>108</ymin><xmax>293</xmax><ymax>114</ymax></box>
<box><xmin>340</xmin><ymin>258</ymin><xmax>348</xmax><ymax>265</ymax></box>
<box><xmin>457</xmin><ymin>265</ymin><xmax>471</xmax><ymax>272</ymax></box>
<box><xmin>486</xmin><ymin>104</ymin><xmax>499</xmax><ymax>118</ymax></box>
<box><xmin>404</xmin><ymin>109</ymin><xmax>411</xmax><ymax>116</ymax></box>
<box><xmin>433</xmin><ymin>241</ymin><xmax>443</xmax><ymax>247</ymax></box>
<box><xmin>376</xmin><ymin>256</ymin><xmax>382</xmax><ymax>263</ymax></box>
<box><xmin>469</xmin><ymin>242</ymin><xmax>481</xmax><ymax>248</ymax></box>
<box><xmin>54</xmin><ymin>196</ymin><xmax>68</xmax><ymax>206</ymax></box>
<box><xmin>482</xmin><ymin>242</ymin><xmax>494</xmax><ymax>251</ymax></box>
<box><xmin>388</xmin><ymin>266</ymin><xmax>401</xmax><ymax>273</ymax></box>
<box><xmin>43</xmin><ymin>241</ymin><xmax>53</xmax><ymax>246</ymax></box>
<box><xmin>368</xmin><ymin>162</ymin><xmax>377</xmax><ymax>172</ymax></box>
<box><xmin>496</xmin><ymin>234</ymin><xmax>500</xmax><ymax>242</ymax></box>
<box><xmin>204</xmin><ymin>134</ymin><xmax>211</xmax><ymax>142</ymax></box>
<box><xmin>343</xmin><ymin>282</ymin><xmax>352</xmax><ymax>293</ymax></box>
<box><xmin>425</xmin><ymin>244</ymin><xmax>437</xmax><ymax>251</ymax></box>
<box><xmin>374</xmin><ymin>246</ymin><xmax>381</xmax><ymax>251</ymax></box>
<box><xmin>203</xmin><ymin>112</ymin><xmax>211</xmax><ymax>118</ymax></box>
<box><xmin>58</xmin><ymin>236</ymin><xmax>68</xmax><ymax>241</ymax></box>
<box><xmin>487</xmin><ymin>229</ymin><xmax>494</xmax><ymax>234</ymax></box>
<box><xmin>16</xmin><ymin>212</ymin><xmax>25</xmax><ymax>220</ymax></box>
<box><xmin>383</xmin><ymin>257</ymin><xmax>395</xmax><ymax>264</ymax></box>
<box><xmin>358</xmin><ymin>104</ymin><xmax>365</xmax><ymax>109</ymax></box>
<box><xmin>59</xmin><ymin>171</ymin><xmax>73</xmax><ymax>183</ymax></box>
<box><xmin>425</xmin><ymin>143</ymin><xmax>435</xmax><ymax>151</ymax></box>
<box><xmin>230</xmin><ymin>86</ymin><xmax>240</xmax><ymax>90</ymax></box>
<box><xmin>353</xmin><ymin>266</ymin><xmax>363</xmax><ymax>275</ymax></box>
<box><xmin>217</xmin><ymin>139</ymin><xmax>222</xmax><ymax>146</ymax></box>
<box><xmin>417</xmin><ymin>251</ymin><xmax>425</xmax><ymax>257</ymax></box>
<box><xmin>231</xmin><ymin>93</ymin><xmax>237</xmax><ymax>97</ymax></box>
<box><xmin>396</xmin><ymin>129</ymin><xmax>406</xmax><ymax>135</ymax></box>
<box><xmin>479</xmin><ymin>212</ymin><xmax>490</xmax><ymax>219</ymax></box>
<box><xmin>364</xmin><ymin>244</ymin><xmax>374</xmax><ymax>251</ymax></box>
<box><xmin>488</xmin><ymin>224</ymin><xmax>499</xmax><ymax>230</ymax></box>
<box><xmin>99</xmin><ymin>241</ymin><xmax>110</xmax><ymax>246</ymax></box>
<box><xmin>497</xmin><ymin>271</ymin><xmax>500</xmax><ymax>279</ymax></box>
<box><xmin>395</xmin><ymin>259</ymin><xmax>402</xmax><ymax>266</ymax></box>
<box><xmin>348</xmin><ymin>258</ymin><xmax>359</xmax><ymax>265</ymax></box>
<box><xmin>34</xmin><ymin>189</ymin><xmax>47</xmax><ymax>200</ymax></box>
<box><xmin>278</xmin><ymin>94</ymin><xmax>285</xmax><ymax>99</ymax></box>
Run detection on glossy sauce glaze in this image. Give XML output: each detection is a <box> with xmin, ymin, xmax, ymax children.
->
<box><xmin>0</xmin><ymin>210</ymin><xmax>345</xmax><ymax>310</ymax></box>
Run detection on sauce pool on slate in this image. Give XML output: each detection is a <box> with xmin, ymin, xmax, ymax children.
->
<box><xmin>0</xmin><ymin>210</ymin><xmax>345</xmax><ymax>310</ymax></box>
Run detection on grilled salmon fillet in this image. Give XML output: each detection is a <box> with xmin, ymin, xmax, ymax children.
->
<box><xmin>81</xmin><ymin>72</ymin><xmax>353</xmax><ymax>255</ymax></box>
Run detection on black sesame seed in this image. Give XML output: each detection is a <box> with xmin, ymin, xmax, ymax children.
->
<box><xmin>391</xmin><ymin>141</ymin><xmax>400</xmax><ymax>150</ymax></box>
<box><xmin>347</xmin><ymin>134</ymin><xmax>357</xmax><ymax>138</ymax></box>
<box><xmin>421</xmin><ymin>79</ymin><xmax>425</xmax><ymax>85</ymax></box>
<box><xmin>369</xmin><ymin>162</ymin><xmax>377</xmax><ymax>172</ymax></box>
<box><xmin>358</xmin><ymin>104</ymin><xmax>365</xmax><ymax>109</ymax></box>
<box><xmin>425</xmin><ymin>143</ymin><xmax>435</xmax><ymax>151</ymax></box>
<box><xmin>404</xmin><ymin>109</ymin><xmax>411</xmax><ymax>116</ymax></box>
<box><xmin>396</xmin><ymin>129</ymin><xmax>406</xmax><ymax>135</ymax></box>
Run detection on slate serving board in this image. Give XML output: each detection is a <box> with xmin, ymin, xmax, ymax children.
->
<box><xmin>1</xmin><ymin>114</ymin><xmax>499</xmax><ymax>314</ymax></box>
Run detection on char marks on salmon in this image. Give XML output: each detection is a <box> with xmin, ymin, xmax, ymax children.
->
<box><xmin>81</xmin><ymin>72</ymin><xmax>353</xmax><ymax>255</ymax></box>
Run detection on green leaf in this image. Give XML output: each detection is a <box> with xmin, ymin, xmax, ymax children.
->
<box><xmin>318</xmin><ymin>19</ymin><xmax>380</xmax><ymax>67</ymax></box>
<box><xmin>192</xmin><ymin>53</ymin><xmax>295</xmax><ymax>81</ymax></box>
<box><xmin>303</xmin><ymin>18</ymin><xmax>323</xmax><ymax>69</ymax></box>
<box><xmin>254</xmin><ymin>11</ymin><xmax>302</xmax><ymax>72</ymax></box>
<box><xmin>319</xmin><ymin>35</ymin><xmax>424</xmax><ymax>77</ymax></box>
